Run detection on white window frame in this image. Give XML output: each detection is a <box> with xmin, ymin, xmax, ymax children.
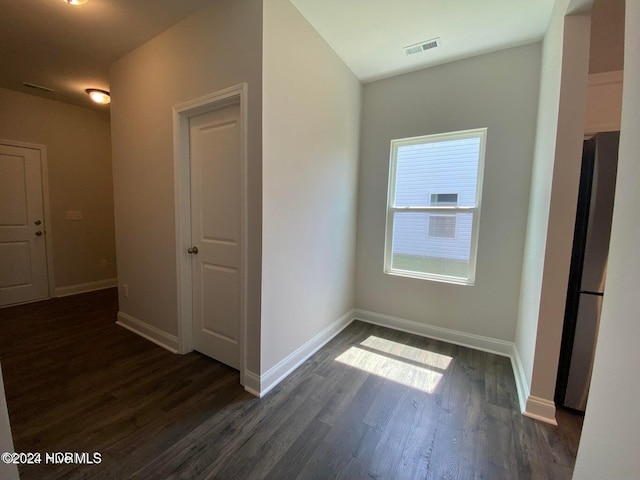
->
<box><xmin>384</xmin><ymin>128</ymin><xmax>487</xmax><ymax>285</ymax></box>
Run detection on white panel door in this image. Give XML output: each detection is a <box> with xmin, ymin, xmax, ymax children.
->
<box><xmin>189</xmin><ymin>104</ymin><xmax>241</xmax><ymax>369</ymax></box>
<box><xmin>0</xmin><ymin>144</ymin><xmax>49</xmax><ymax>306</ymax></box>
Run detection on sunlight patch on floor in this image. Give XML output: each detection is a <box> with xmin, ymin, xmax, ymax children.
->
<box><xmin>360</xmin><ymin>335</ymin><xmax>453</xmax><ymax>370</ymax></box>
<box><xmin>335</xmin><ymin>336</ymin><xmax>453</xmax><ymax>393</ymax></box>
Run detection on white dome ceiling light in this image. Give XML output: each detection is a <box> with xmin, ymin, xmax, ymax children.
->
<box><xmin>86</xmin><ymin>89</ymin><xmax>110</xmax><ymax>105</ymax></box>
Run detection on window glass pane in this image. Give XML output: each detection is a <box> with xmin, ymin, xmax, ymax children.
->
<box><xmin>391</xmin><ymin>211</ymin><xmax>472</xmax><ymax>278</ymax></box>
<box><xmin>430</xmin><ymin>193</ymin><xmax>458</xmax><ymax>206</ymax></box>
<box><xmin>394</xmin><ymin>137</ymin><xmax>480</xmax><ymax>208</ymax></box>
<box><xmin>428</xmin><ymin>214</ymin><xmax>456</xmax><ymax>238</ymax></box>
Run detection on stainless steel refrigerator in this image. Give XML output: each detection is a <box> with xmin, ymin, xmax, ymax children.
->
<box><xmin>557</xmin><ymin>132</ymin><xmax>619</xmax><ymax>412</ymax></box>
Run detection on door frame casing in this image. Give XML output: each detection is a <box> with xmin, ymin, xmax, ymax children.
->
<box><xmin>0</xmin><ymin>139</ymin><xmax>56</xmax><ymax>300</ymax></box>
<box><xmin>172</xmin><ymin>84</ymin><xmax>249</xmax><ymax>386</ymax></box>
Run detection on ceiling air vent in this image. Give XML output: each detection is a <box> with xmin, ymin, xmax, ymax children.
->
<box><xmin>22</xmin><ymin>82</ymin><xmax>55</xmax><ymax>92</ymax></box>
<box><xmin>404</xmin><ymin>37</ymin><xmax>441</xmax><ymax>56</ymax></box>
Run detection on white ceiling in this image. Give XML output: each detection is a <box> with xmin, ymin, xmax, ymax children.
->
<box><xmin>0</xmin><ymin>0</ymin><xmax>215</xmax><ymax>110</ymax></box>
<box><xmin>1</xmin><ymin>0</ymin><xmax>558</xmax><ymax>110</ymax></box>
<box><xmin>290</xmin><ymin>0</ymin><xmax>557</xmax><ymax>82</ymax></box>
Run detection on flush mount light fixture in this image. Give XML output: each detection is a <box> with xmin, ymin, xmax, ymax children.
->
<box><xmin>64</xmin><ymin>0</ymin><xmax>88</xmax><ymax>5</ymax></box>
<box><xmin>86</xmin><ymin>89</ymin><xmax>110</xmax><ymax>105</ymax></box>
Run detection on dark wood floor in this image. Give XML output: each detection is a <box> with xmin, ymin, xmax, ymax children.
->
<box><xmin>0</xmin><ymin>289</ymin><xmax>582</xmax><ymax>479</ymax></box>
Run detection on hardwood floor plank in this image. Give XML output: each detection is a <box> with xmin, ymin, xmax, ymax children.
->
<box><xmin>362</xmin><ymin>378</ymin><xmax>407</xmax><ymax>431</ymax></box>
<box><xmin>295</xmin><ymin>422</ymin><xmax>376</xmax><ymax>480</ymax></box>
<box><xmin>0</xmin><ymin>292</ymin><xmax>584</xmax><ymax>480</ymax></box>
<box><xmin>313</xmin><ymin>365</ymin><xmax>370</xmax><ymax>427</ymax></box>
<box><xmin>293</xmin><ymin>375</ymin><xmax>387</xmax><ymax>479</ymax></box>
<box><xmin>85</xmin><ymin>376</ymin><xmax>249</xmax><ymax>480</ymax></box>
<box><xmin>339</xmin><ymin>423</ymin><xmax>384</xmax><ymax>480</ymax></box>
<box><xmin>393</xmin><ymin>395</ymin><xmax>440</xmax><ymax>480</ymax></box>
<box><xmin>130</xmin><ymin>372</ymin><xmax>324</xmax><ymax>480</ymax></box>
<box><xmin>484</xmin><ymin>404</ymin><xmax>519</xmax><ymax>480</ymax></box>
<box><xmin>366</xmin><ymin>388</ymin><xmax>425</xmax><ymax>479</ymax></box>
<box><xmin>263</xmin><ymin>419</ymin><xmax>332</xmax><ymax>480</ymax></box>
<box><xmin>213</xmin><ymin>397</ymin><xmax>326</xmax><ymax>480</ymax></box>
<box><xmin>456</xmin><ymin>368</ymin><xmax>489</xmax><ymax>480</ymax></box>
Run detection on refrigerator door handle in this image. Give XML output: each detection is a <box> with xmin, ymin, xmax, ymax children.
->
<box><xmin>578</xmin><ymin>290</ymin><xmax>604</xmax><ymax>296</ymax></box>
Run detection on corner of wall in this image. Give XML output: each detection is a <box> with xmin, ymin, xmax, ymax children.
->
<box><xmin>510</xmin><ymin>343</ymin><xmax>558</xmax><ymax>425</ymax></box>
<box><xmin>116</xmin><ymin>311</ymin><xmax>178</xmax><ymax>353</ymax></box>
<box><xmin>513</xmin><ymin>0</ymin><xmax>592</xmax><ymax>420</ymax></box>
<box><xmin>243</xmin><ymin>370</ymin><xmax>261</xmax><ymax>397</ymax></box>
<box><xmin>510</xmin><ymin>343</ymin><xmax>530</xmax><ymax>414</ymax></box>
<box><xmin>523</xmin><ymin>397</ymin><xmax>558</xmax><ymax>425</ymax></box>
<box><xmin>256</xmin><ymin>310</ymin><xmax>355</xmax><ymax>397</ymax></box>
<box><xmin>261</xmin><ymin>0</ymin><xmax>361</xmax><ymax>375</ymax></box>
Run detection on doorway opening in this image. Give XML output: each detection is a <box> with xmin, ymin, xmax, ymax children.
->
<box><xmin>173</xmin><ymin>84</ymin><xmax>249</xmax><ymax>387</ymax></box>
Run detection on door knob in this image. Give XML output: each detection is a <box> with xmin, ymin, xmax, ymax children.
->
<box><xmin>34</xmin><ymin>220</ymin><xmax>42</xmax><ymax>225</ymax></box>
<box><xmin>187</xmin><ymin>246</ymin><xmax>198</xmax><ymax>254</ymax></box>
<box><xmin>35</xmin><ymin>230</ymin><xmax>43</xmax><ymax>236</ymax></box>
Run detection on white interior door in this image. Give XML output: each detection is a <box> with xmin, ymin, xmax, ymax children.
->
<box><xmin>189</xmin><ymin>103</ymin><xmax>241</xmax><ymax>369</ymax></box>
<box><xmin>0</xmin><ymin>144</ymin><xmax>49</xmax><ymax>306</ymax></box>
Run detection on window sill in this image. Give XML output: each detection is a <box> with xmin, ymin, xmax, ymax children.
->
<box><xmin>383</xmin><ymin>268</ymin><xmax>475</xmax><ymax>286</ymax></box>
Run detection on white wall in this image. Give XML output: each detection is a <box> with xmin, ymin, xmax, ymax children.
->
<box><xmin>355</xmin><ymin>43</ymin><xmax>541</xmax><ymax>341</ymax></box>
<box><xmin>261</xmin><ymin>0</ymin><xmax>361</xmax><ymax>374</ymax></box>
<box><xmin>514</xmin><ymin>0</ymin><xmax>592</xmax><ymax>420</ymax></box>
<box><xmin>573</xmin><ymin>1</ymin><xmax>640</xmax><ymax>477</ymax></box>
<box><xmin>515</xmin><ymin>0</ymin><xmax>569</xmax><ymax>397</ymax></box>
<box><xmin>0</xmin><ymin>87</ymin><xmax>116</xmax><ymax>291</ymax></box>
<box><xmin>110</xmin><ymin>0</ymin><xmax>263</xmax><ymax>372</ymax></box>
<box><xmin>0</xmin><ymin>365</ymin><xmax>18</xmax><ymax>480</ymax></box>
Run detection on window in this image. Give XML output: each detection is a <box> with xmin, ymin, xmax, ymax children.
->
<box><xmin>384</xmin><ymin>128</ymin><xmax>486</xmax><ymax>285</ymax></box>
<box><xmin>427</xmin><ymin>193</ymin><xmax>458</xmax><ymax>239</ymax></box>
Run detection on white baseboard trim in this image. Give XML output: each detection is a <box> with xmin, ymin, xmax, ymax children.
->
<box><xmin>354</xmin><ymin>309</ymin><xmax>514</xmax><ymax>358</ymax></box>
<box><xmin>353</xmin><ymin>309</ymin><xmax>560</xmax><ymax>424</ymax></box>
<box><xmin>511</xmin><ymin>345</ymin><xmax>530</xmax><ymax>415</ymax></box>
<box><xmin>511</xmin><ymin>345</ymin><xmax>557</xmax><ymax>425</ymax></box>
<box><xmin>55</xmin><ymin>278</ymin><xmax>117</xmax><ymax>297</ymax></box>
<box><xmin>243</xmin><ymin>370</ymin><xmax>261</xmax><ymax>397</ymax></box>
<box><xmin>523</xmin><ymin>395</ymin><xmax>558</xmax><ymax>425</ymax></box>
<box><xmin>257</xmin><ymin>309</ymin><xmax>355</xmax><ymax>397</ymax></box>
<box><xmin>116</xmin><ymin>311</ymin><xmax>178</xmax><ymax>354</ymax></box>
